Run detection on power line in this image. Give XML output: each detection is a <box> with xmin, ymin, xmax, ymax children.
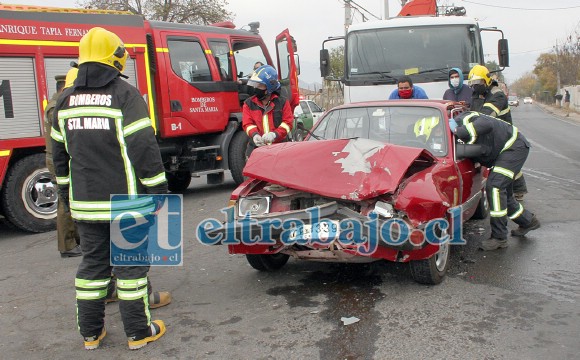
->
<box><xmin>348</xmin><ymin>0</ymin><xmax>381</xmax><ymax>20</ymax></box>
<box><xmin>462</xmin><ymin>0</ymin><xmax>580</xmax><ymax>11</ymax></box>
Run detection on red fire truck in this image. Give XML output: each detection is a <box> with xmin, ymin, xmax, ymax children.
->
<box><xmin>0</xmin><ymin>5</ymin><xmax>299</xmax><ymax>232</ymax></box>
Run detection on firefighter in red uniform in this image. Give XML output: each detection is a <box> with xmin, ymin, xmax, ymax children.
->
<box><xmin>51</xmin><ymin>27</ymin><xmax>167</xmax><ymax>350</ymax></box>
<box><xmin>242</xmin><ymin>65</ymin><xmax>293</xmax><ymax>149</ymax></box>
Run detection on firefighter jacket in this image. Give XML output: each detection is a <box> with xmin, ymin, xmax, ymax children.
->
<box><xmin>242</xmin><ymin>93</ymin><xmax>293</xmax><ymax>143</ymax></box>
<box><xmin>470</xmin><ymin>85</ymin><xmax>512</xmax><ymax>124</ymax></box>
<box><xmin>51</xmin><ymin>68</ymin><xmax>167</xmax><ymax>222</ymax></box>
<box><xmin>454</xmin><ymin>112</ymin><xmax>529</xmax><ymax>168</ymax></box>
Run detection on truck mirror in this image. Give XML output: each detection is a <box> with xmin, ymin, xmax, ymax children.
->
<box><xmin>320</xmin><ymin>49</ymin><xmax>330</xmax><ymax>78</ymax></box>
<box><xmin>498</xmin><ymin>39</ymin><xmax>509</xmax><ymax>67</ymax></box>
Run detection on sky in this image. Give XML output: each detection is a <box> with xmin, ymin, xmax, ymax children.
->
<box><xmin>5</xmin><ymin>0</ymin><xmax>580</xmax><ymax>86</ymax></box>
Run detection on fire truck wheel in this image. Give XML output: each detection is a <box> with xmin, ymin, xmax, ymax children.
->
<box><xmin>166</xmin><ymin>171</ymin><xmax>192</xmax><ymax>192</ymax></box>
<box><xmin>229</xmin><ymin>131</ymin><xmax>250</xmax><ymax>185</ymax></box>
<box><xmin>0</xmin><ymin>154</ymin><xmax>57</xmax><ymax>233</ymax></box>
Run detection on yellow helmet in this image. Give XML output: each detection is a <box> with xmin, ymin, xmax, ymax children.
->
<box><xmin>468</xmin><ymin>65</ymin><xmax>491</xmax><ymax>86</ymax></box>
<box><xmin>78</xmin><ymin>27</ymin><xmax>128</xmax><ymax>72</ymax></box>
<box><xmin>414</xmin><ymin>116</ymin><xmax>440</xmax><ymax>140</ymax></box>
<box><xmin>64</xmin><ymin>67</ymin><xmax>79</xmax><ymax>89</ymax></box>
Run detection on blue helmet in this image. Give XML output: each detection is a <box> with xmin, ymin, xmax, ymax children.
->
<box><xmin>248</xmin><ymin>65</ymin><xmax>281</xmax><ymax>94</ymax></box>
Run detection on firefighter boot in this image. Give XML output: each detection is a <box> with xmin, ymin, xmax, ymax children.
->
<box><xmin>479</xmin><ymin>238</ymin><xmax>508</xmax><ymax>251</ymax></box>
<box><xmin>84</xmin><ymin>327</ymin><xmax>106</xmax><ymax>350</ymax></box>
<box><xmin>149</xmin><ymin>291</ymin><xmax>172</xmax><ymax>309</ymax></box>
<box><xmin>511</xmin><ymin>215</ymin><xmax>541</xmax><ymax>237</ymax></box>
<box><xmin>127</xmin><ymin>320</ymin><xmax>166</xmax><ymax>350</ymax></box>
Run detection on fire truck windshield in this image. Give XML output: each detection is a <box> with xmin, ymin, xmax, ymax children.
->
<box><xmin>346</xmin><ymin>24</ymin><xmax>482</xmax><ymax>85</ymax></box>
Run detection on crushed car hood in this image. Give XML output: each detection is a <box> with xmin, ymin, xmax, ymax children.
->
<box><xmin>243</xmin><ymin>138</ymin><xmax>436</xmax><ymax>200</ymax></box>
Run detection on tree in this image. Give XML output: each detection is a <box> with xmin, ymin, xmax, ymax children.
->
<box><xmin>329</xmin><ymin>45</ymin><xmax>344</xmax><ymax>79</ymax></box>
<box><xmin>533</xmin><ymin>53</ymin><xmax>558</xmax><ymax>95</ymax></box>
<box><xmin>77</xmin><ymin>0</ymin><xmax>232</xmax><ymax>24</ymax></box>
<box><xmin>509</xmin><ymin>72</ymin><xmax>539</xmax><ymax>97</ymax></box>
<box><xmin>485</xmin><ymin>60</ymin><xmax>504</xmax><ymax>82</ymax></box>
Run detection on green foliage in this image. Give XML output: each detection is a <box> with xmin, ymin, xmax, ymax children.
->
<box><xmin>78</xmin><ymin>0</ymin><xmax>232</xmax><ymax>24</ymax></box>
<box><xmin>329</xmin><ymin>46</ymin><xmax>344</xmax><ymax>78</ymax></box>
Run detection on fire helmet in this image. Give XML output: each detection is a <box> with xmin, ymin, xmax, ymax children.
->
<box><xmin>468</xmin><ymin>65</ymin><xmax>491</xmax><ymax>86</ymax></box>
<box><xmin>247</xmin><ymin>65</ymin><xmax>281</xmax><ymax>94</ymax></box>
<box><xmin>78</xmin><ymin>27</ymin><xmax>128</xmax><ymax>72</ymax></box>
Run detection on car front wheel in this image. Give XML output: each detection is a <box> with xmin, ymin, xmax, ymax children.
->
<box><xmin>410</xmin><ymin>240</ymin><xmax>450</xmax><ymax>285</ymax></box>
<box><xmin>246</xmin><ymin>253</ymin><xmax>290</xmax><ymax>271</ymax></box>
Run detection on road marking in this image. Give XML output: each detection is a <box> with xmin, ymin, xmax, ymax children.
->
<box><xmin>527</xmin><ymin>139</ymin><xmax>580</xmax><ymax>167</ymax></box>
<box><xmin>523</xmin><ymin>168</ymin><xmax>580</xmax><ymax>186</ymax></box>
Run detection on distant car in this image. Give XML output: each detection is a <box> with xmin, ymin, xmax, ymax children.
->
<box><xmin>508</xmin><ymin>96</ymin><xmax>519</xmax><ymax>107</ymax></box>
<box><xmin>293</xmin><ymin>99</ymin><xmax>325</xmax><ymax>141</ymax></box>
<box><xmin>523</xmin><ymin>97</ymin><xmax>533</xmax><ymax>104</ymax></box>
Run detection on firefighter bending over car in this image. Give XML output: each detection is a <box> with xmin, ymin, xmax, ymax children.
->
<box><xmin>242</xmin><ymin>65</ymin><xmax>294</xmax><ymax>153</ymax></box>
<box><xmin>468</xmin><ymin>64</ymin><xmax>528</xmax><ymax>201</ymax></box>
<box><xmin>449</xmin><ymin>111</ymin><xmax>541</xmax><ymax>251</ymax></box>
<box><xmin>51</xmin><ymin>27</ymin><xmax>168</xmax><ymax>350</ymax></box>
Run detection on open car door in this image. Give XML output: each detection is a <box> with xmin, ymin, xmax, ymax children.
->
<box><xmin>275</xmin><ymin>29</ymin><xmax>300</xmax><ymax>111</ymax></box>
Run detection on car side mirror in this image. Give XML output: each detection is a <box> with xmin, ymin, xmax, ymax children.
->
<box><xmin>455</xmin><ymin>143</ymin><xmax>484</xmax><ymax>159</ymax></box>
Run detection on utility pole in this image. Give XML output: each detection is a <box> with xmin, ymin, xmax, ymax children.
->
<box><xmin>555</xmin><ymin>39</ymin><xmax>561</xmax><ymax>92</ymax></box>
<box><xmin>384</xmin><ymin>0</ymin><xmax>390</xmax><ymax>19</ymax></box>
<box><xmin>345</xmin><ymin>0</ymin><xmax>352</xmax><ymax>34</ymax></box>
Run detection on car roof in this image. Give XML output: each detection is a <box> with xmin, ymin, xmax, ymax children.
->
<box><xmin>331</xmin><ymin>99</ymin><xmax>456</xmax><ymax>112</ymax></box>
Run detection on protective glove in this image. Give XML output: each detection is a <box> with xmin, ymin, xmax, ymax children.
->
<box><xmin>58</xmin><ymin>186</ymin><xmax>70</xmax><ymax>213</ymax></box>
<box><xmin>253</xmin><ymin>134</ymin><xmax>265</xmax><ymax>147</ymax></box>
<box><xmin>262</xmin><ymin>132</ymin><xmax>277</xmax><ymax>145</ymax></box>
<box><xmin>448</xmin><ymin>118</ymin><xmax>458</xmax><ymax>133</ymax></box>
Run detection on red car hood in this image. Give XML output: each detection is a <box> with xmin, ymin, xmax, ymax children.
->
<box><xmin>243</xmin><ymin>138</ymin><xmax>436</xmax><ymax>200</ymax></box>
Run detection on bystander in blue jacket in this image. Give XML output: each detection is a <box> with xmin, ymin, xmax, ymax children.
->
<box><xmin>443</xmin><ymin>67</ymin><xmax>472</xmax><ymax>106</ymax></box>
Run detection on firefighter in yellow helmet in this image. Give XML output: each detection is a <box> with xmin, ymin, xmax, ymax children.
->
<box><xmin>51</xmin><ymin>27</ymin><xmax>168</xmax><ymax>350</ymax></box>
<box><xmin>468</xmin><ymin>64</ymin><xmax>527</xmax><ymax>200</ymax></box>
<box><xmin>414</xmin><ymin>116</ymin><xmax>446</xmax><ymax>155</ymax></box>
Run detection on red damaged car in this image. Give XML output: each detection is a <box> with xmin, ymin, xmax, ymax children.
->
<box><xmin>213</xmin><ymin>100</ymin><xmax>489</xmax><ymax>284</ymax></box>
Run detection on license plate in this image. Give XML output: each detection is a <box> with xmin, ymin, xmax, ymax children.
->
<box><xmin>289</xmin><ymin>221</ymin><xmax>339</xmax><ymax>241</ymax></box>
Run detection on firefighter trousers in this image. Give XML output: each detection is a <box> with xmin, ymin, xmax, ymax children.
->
<box><xmin>75</xmin><ymin>222</ymin><xmax>151</xmax><ymax>338</ymax></box>
<box><xmin>487</xmin><ymin>138</ymin><xmax>534</xmax><ymax>239</ymax></box>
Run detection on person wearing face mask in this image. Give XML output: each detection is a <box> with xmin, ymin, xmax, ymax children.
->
<box><xmin>443</xmin><ymin>68</ymin><xmax>472</xmax><ymax>106</ymax></box>
<box><xmin>388</xmin><ymin>76</ymin><xmax>429</xmax><ymax>99</ymax></box>
<box><xmin>242</xmin><ymin>65</ymin><xmax>293</xmax><ymax>151</ymax></box>
<box><xmin>468</xmin><ymin>65</ymin><xmax>527</xmax><ymax>200</ymax></box>
<box><xmin>468</xmin><ymin>65</ymin><xmax>512</xmax><ymax>124</ymax></box>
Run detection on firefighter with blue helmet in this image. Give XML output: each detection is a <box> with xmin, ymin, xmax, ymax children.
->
<box><xmin>243</xmin><ymin>65</ymin><xmax>293</xmax><ymax>148</ymax></box>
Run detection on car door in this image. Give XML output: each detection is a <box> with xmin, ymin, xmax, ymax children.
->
<box><xmin>275</xmin><ymin>29</ymin><xmax>299</xmax><ymax>111</ymax></box>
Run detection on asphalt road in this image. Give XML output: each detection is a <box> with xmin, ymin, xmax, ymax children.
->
<box><xmin>1</xmin><ymin>103</ymin><xmax>579</xmax><ymax>359</ymax></box>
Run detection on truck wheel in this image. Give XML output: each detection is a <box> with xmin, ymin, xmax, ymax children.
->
<box><xmin>471</xmin><ymin>189</ymin><xmax>489</xmax><ymax>220</ymax></box>
<box><xmin>229</xmin><ymin>131</ymin><xmax>250</xmax><ymax>185</ymax></box>
<box><xmin>246</xmin><ymin>253</ymin><xmax>290</xmax><ymax>271</ymax></box>
<box><xmin>410</xmin><ymin>239</ymin><xmax>450</xmax><ymax>285</ymax></box>
<box><xmin>0</xmin><ymin>154</ymin><xmax>57</xmax><ymax>232</ymax></box>
<box><xmin>166</xmin><ymin>171</ymin><xmax>191</xmax><ymax>192</ymax></box>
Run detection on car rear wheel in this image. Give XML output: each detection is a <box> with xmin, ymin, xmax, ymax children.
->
<box><xmin>471</xmin><ymin>189</ymin><xmax>490</xmax><ymax>220</ymax></box>
<box><xmin>410</xmin><ymin>240</ymin><xmax>450</xmax><ymax>285</ymax></box>
<box><xmin>246</xmin><ymin>253</ymin><xmax>290</xmax><ymax>271</ymax></box>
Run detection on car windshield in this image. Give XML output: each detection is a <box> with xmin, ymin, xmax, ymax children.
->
<box><xmin>310</xmin><ymin>105</ymin><xmax>448</xmax><ymax>157</ymax></box>
<box><xmin>509</xmin><ymin>96</ymin><xmax>518</xmax><ymax>101</ymax></box>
